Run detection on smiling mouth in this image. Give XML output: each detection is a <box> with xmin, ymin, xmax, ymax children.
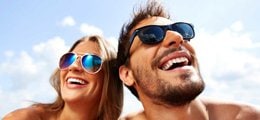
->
<box><xmin>161</xmin><ymin>57</ymin><xmax>191</xmax><ymax>70</ymax></box>
<box><xmin>67</xmin><ymin>78</ymin><xmax>87</xmax><ymax>85</ymax></box>
<box><xmin>159</xmin><ymin>51</ymin><xmax>192</xmax><ymax>71</ymax></box>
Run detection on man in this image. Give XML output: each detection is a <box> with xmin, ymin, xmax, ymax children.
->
<box><xmin>117</xmin><ymin>0</ymin><xmax>260</xmax><ymax>120</ymax></box>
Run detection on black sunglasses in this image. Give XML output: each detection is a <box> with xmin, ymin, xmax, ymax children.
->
<box><xmin>123</xmin><ymin>22</ymin><xmax>195</xmax><ymax>63</ymax></box>
<box><xmin>59</xmin><ymin>52</ymin><xmax>102</xmax><ymax>74</ymax></box>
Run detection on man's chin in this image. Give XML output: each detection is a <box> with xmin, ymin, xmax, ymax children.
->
<box><xmin>154</xmin><ymin>80</ymin><xmax>205</xmax><ymax>106</ymax></box>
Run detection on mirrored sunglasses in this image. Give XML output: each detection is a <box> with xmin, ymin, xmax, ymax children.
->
<box><xmin>123</xmin><ymin>22</ymin><xmax>195</xmax><ymax>63</ymax></box>
<box><xmin>59</xmin><ymin>52</ymin><xmax>102</xmax><ymax>74</ymax></box>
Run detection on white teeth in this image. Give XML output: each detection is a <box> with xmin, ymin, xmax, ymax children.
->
<box><xmin>67</xmin><ymin>78</ymin><xmax>86</xmax><ymax>85</ymax></box>
<box><xmin>162</xmin><ymin>57</ymin><xmax>189</xmax><ymax>70</ymax></box>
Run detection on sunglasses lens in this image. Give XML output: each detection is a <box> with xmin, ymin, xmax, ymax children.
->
<box><xmin>138</xmin><ymin>26</ymin><xmax>164</xmax><ymax>44</ymax></box>
<box><xmin>59</xmin><ymin>53</ymin><xmax>77</xmax><ymax>69</ymax></box>
<box><xmin>82</xmin><ymin>55</ymin><xmax>102</xmax><ymax>73</ymax></box>
<box><xmin>172</xmin><ymin>23</ymin><xmax>194</xmax><ymax>40</ymax></box>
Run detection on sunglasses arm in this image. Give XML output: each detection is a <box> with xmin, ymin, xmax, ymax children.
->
<box><xmin>124</xmin><ymin>31</ymin><xmax>138</xmax><ymax>61</ymax></box>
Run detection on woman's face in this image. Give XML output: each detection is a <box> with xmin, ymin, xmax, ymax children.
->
<box><xmin>59</xmin><ymin>40</ymin><xmax>104</xmax><ymax>105</ymax></box>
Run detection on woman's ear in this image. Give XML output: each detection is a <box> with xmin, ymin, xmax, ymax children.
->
<box><xmin>119</xmin><ymin>65</ymin><xmax>135</xmax><ymax>86</ymax></box>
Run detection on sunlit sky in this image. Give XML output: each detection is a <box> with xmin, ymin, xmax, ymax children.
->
<box><xmin>1</xmin><ymin>0</ymin><xmax>260</xmax><ymax>118</ymax></box>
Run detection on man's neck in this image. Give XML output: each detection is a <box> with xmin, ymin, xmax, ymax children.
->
<box><xmin>141</xmin><ymin>99</ymin><xmax>209</xmax><ymax>120</ymax></box>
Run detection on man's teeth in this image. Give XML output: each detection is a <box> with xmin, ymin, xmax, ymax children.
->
<box><xmin>162</xmin><ymin>57</ymin><xmax>188</xmax><ymax>70</ymax></box>
<box><xmin>67</xmin><ymin>78</ymin><xmax>86</xmax><ymax>85</ymax></box>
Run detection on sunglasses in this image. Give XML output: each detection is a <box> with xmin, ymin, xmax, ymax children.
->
<box><xmin>59</xmin><ymin>52</ymin><xmax>102</xmax><ymax>74</ymax></box>
<box><xmin>123</xmin><ymin>22</ymin><xmax>195</xmax><ymax>63</ymax></box>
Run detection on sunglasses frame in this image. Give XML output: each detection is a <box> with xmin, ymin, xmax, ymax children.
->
<box><xmin>123</xmin><ymin>22</ymin><xmax>195</xmax><ymax>64</ymax></box>
<box><xmin>59</xmin><ymin>52</ymin><xmax>103</xmax><ymax>74</ymax></box>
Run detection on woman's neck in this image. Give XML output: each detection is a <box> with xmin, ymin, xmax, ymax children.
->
<box><xmin>58</xmin><ymin>102</ymin><xmax>99</xmax><ymax>120</ymax></box>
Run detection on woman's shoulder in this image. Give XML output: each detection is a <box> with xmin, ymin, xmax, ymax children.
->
<box><xmin>3</xmin><ymin>106</ymin><xmax>45</xmax><ymax>120</ymax></box>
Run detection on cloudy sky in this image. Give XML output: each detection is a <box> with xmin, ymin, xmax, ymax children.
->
<box><xmin>0</xmin><ymin>0</ymin><xmax>260</xmax><ymax>118</ymax></box>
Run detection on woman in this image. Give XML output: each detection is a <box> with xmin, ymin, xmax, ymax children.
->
<box><xmin>4</xmin><ymin>35</ymin><xmax>123</xmax><ymax>120</ymax></box>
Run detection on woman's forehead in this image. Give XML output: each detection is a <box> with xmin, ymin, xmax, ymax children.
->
<box><xmin>72</xmin><ymin>40</ymin><xmax>101</xmax><ymax>55</ymax></box>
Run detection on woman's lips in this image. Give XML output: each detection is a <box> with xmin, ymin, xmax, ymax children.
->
<box><xmin>66</xmin><ymin>77</ymin><xmax>88</xmax><ymax>89</ymax></box>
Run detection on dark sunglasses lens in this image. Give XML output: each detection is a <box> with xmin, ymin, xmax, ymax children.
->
<box><xmin>59</xmin><ymin>53</ymin><xmax>77</xmax><ymax>69</ymax></box>
<box><xmin>82</xmin><ymin>55</ymin><xmax>102</xmax><ymax>73</ymax></box>
<box><xmin>138</xmin><ymin>26</ymin><xmax>164</xmax><ymax>44</ymax></box>
<box><xmin>173</xmin><ymin>23</ymin><xmax>194</xmax><ymax>40</ymax></box>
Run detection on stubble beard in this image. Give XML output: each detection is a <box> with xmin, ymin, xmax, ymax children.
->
<box><xmin>133</xmin><ymin>64</ymin><xmax>205</xmax><ymax>106</ymax></box>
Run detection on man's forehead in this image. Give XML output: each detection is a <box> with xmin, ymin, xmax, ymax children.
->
<box><xmin>135</xmin><ymin>17</ymin><xmax>173</xmax><ymax>29</ymax></box>
<box><xmin>129</xmin><ymin>16</ymin><xmax>173</xmax><ymax>35</ymax></box>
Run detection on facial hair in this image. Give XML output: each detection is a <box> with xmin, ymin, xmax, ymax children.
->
<box><xmin>133</xmin><ymin>53</ymin><xmax>205</xmax><ymax>106</ymax></box>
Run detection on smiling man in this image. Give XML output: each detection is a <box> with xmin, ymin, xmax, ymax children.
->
<box><xmin>117</xmin><ymin>0</ymin><xmax>260</xmax><ymax>120</ymax></box>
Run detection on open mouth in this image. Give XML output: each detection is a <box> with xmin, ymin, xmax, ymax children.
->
<box><xmin>67</xmin><ymin>78</ymin><xmax>88</xmax><ymax>85</ymax></box>
<box><xmin>159</xmin><ymin>52</ymin><xmax>192</xmax><ymax>71</ymax></box>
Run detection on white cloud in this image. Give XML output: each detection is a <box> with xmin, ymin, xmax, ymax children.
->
<box><xmin>3</xmin><ymin>51</ymin><xmax>14</xmax><ymax>58</ymax></box>
<box><xmin>32</xmin><ymin>36</ymin><xmax>69</xmax><ymax>66</ymax></box>
<box><xmin>107</xmin><ymin>36</ymin><xmax>118</xmax><ymax>49</ymax></box>
<box><xmin>61</xmin><ymin>16</ymin><xmax>76</xmax><ymax>27</ymax></box>
<box><xmin>80</xmin><ymin>23</ymin><xmax>103</xmax><ymax>36</ymax></box>
<box><xmin>0</xmin><ymin>36</ymin><xmax>68</xmax><ymax>117</ymax></box>
<box><xmin>192</xmin><ymin>21</ymin><xmax>260</xmax><ymax>105</ymax></box>
<box><xmin>230</xmin><ymin>21</ymin><xmax>243</xmax><ymax>32</ymax></box>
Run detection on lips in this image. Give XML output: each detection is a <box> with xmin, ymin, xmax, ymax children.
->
<box><xmin>66</xmin><ymin>77</ymin><xmax>88</xmax><ymax>85</ymax></box>
<box><xmin>159</xmin><ymin>51</ymin><xmax>192</xmax><ymax>71</ymax></box>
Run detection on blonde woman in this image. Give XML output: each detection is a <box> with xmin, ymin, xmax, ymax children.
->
<box><xmin>4</xmin><ymin>35</ymin><xmax>123</xmax><ymax>120</ymax></box>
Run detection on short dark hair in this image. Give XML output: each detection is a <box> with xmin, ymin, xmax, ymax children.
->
<box><xmin>117</xmin><ymin>0</ymin><xmax>170</xmax><ymax>99</ymax></box>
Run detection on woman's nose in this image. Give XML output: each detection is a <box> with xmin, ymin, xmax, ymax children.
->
<box><xmin>69</xmin><ymin>57</ymin><xmax>84</xmax><ymax>72</ymax></box>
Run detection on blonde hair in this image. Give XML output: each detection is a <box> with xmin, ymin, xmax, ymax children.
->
<box><xmin>35</xmin><ymin>35</ymin><xmax>123</xmax><ymax>120</ymax></box>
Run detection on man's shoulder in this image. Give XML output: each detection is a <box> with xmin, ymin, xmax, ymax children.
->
<box><xmin>3</xmin><ymin>106</ymin><xmax>44</xmax><ymax>120</ymax></box>
<box><xmin>237</xmin><ymin>104</ymin><xmax>260</xmax><ymax>120</ymax></box>
<box><xmin>201</xmin><ymin>98</ymin><xmax>260</xmax><ymax>120</ymax></box>
<box><xmin>119</xmin><ymin>110</ymin><xmax>146</xmax><ymax>120</ymax></box>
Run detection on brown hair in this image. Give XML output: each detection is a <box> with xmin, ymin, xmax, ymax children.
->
<box><xmin>35</xmin><ymin>35</ymin><xmax>123</xmax><ymax>120</ymax></box>
<box><xmin>117</xmin><ymin>0</ymin><xmax>170</xmax><ymax>99</ymax></box>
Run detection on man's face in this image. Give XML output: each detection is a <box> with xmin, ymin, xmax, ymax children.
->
<box><xmin>124</xmin><ymin>17</ymin><xmax>205</xmax><ymax>106</ymax></box>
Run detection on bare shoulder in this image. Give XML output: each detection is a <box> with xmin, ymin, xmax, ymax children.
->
<box><xmin>3</xmin><ymin>106</ymin><xmax>44</xmax><ymax>120</ymax></box>
<box><xmin>201</xmin><ymin>98</ymin><xmax>260</xmax><ymax>120</ymax></box>
<box><xmin>119</xmin><ymin>111</ymin><xmax>146</xmax><ymax>120</ymax></box>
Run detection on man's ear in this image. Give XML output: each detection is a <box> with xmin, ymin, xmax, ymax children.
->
<box><xmin>119</xmin><ymin>65</ymin><xmax>135</xmax><ymax>86</ymax></box>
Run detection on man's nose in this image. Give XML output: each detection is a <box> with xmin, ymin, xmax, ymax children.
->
<box><xmin>161</xmin><ymin>31</ymin><xmax>184</xmax><ymax>48</ymax></box>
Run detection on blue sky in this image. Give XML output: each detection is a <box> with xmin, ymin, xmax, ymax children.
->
<box><xmin>1</xmin><ymin>0</ymin><xmax>260</xmax><ymax>118</ymax></box>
